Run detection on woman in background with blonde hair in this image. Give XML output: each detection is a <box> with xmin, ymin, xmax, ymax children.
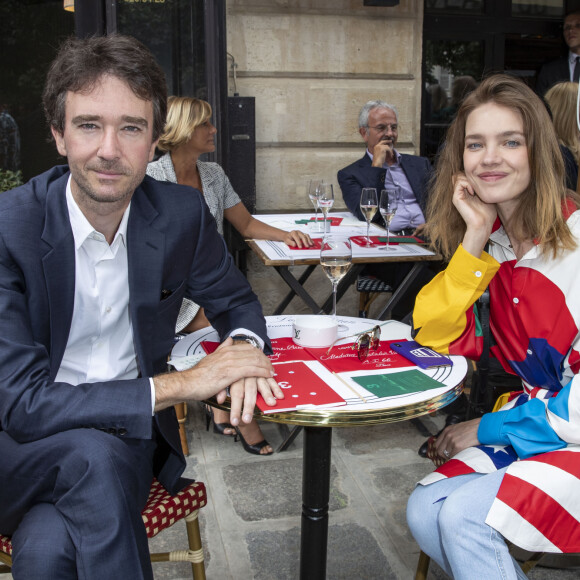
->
<box><xmin>544</xmin><ymin>81</ymin><xmax>580</xmax><ymax>190</ymax></box>
<box><xmin>148</xmin><ymin>96</ymin><xmax>311</xmax><ymax>455</ymax></box>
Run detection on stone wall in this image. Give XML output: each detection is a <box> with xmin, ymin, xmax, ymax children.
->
<box><xmin>226</xmin><ymin>0</ymin><xmax>424</xmax><ymax>213</ymax></box>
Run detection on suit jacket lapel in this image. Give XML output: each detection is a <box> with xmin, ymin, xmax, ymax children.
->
<box><xmin>360</xmin><ymin>152</ymin><xmax>386</xmax><ymax>189</ymax></box>
<box><xmin>399</xmin><ymin>156</ymin><xmax>425</xmax><ymax>208</ymax></box>
<box><xmin>126</xmin><ymin>185</ymin><xmax>165</xmax><ymax>375</ymax></box>
<box><xmin>40</xmin><ymin>172</ymin><xmax>76</xmax><ymax>377</ymax></box>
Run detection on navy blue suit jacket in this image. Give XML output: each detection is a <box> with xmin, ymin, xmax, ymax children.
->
<box><xmin>536</xmin><ymin>57</ymin><xmax>570</xmax><ymax>97</ymax></box>
<box><xmin>337</xmin><ymin>152</ymin><xmax>432</xmax><ymax>223</ymax></box>
<box><xmin>0</xmin><ymin>166</ymin><xmax>269</xmax><ymax>494</ymax></box>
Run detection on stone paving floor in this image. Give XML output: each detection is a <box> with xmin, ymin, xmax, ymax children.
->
<box><xmin>146</xmin><ymin>400</ymin><xmax>580</xmax><ymax>580</ymax></box>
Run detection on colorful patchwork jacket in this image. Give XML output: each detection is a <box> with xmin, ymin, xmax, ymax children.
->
<box><xmin>414</xmin><ymin>207</ymin><xmax>580</xmax><ymax>552</ymax></box>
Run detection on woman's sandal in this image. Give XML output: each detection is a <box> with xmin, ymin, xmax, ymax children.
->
<box><xmin>203</xmin><ymin>404</ymin><xmax>235</xmax><ymax>436</ymax></box>
<box><xmin>234</xmin><ymin>426</ymin><xmax>273</xmax><ymax>456</ymax></box>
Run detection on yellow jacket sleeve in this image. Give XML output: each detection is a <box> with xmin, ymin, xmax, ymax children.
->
<box><xmin>413</xmin><ymin>244</ymin><xmax>500</xmax><ymax>354</ymax></box>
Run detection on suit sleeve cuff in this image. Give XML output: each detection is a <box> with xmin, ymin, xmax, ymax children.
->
<box><xmin>478</xmin><ymin>411</ymin><xmax>510</xmax><ymax>446</ymax></box>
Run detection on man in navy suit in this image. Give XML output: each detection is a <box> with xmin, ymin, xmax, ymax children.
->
<box><xmin>0</xmin><ymin>35</ymin><xmax>282</xmax><ymax>579</ymax></box>
<box><xmin>337</xmin><ymin>100</ymin><xmax>434</xmax><ymax>319</ymax></box>
<box><xmin>337</xmin><ymin>100</ymin><xmax>431</xmax><ymax>238</ymax></box>
<box><xmin>536</xmin><ymin>10</ymin><xmax>580</xmax><ymax>96</ymax></box>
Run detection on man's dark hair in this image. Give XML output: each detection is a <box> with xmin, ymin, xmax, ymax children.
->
<box><xmin>42</xmin><ymin>34</ymin><xmax>167</xmax><ymax>141</ymax></box>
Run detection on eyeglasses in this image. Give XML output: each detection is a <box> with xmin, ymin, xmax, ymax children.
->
<box><xmin>367</xmin><ymin>124</ymin><xmax>398</xmax><ymax>134</ymax></box>
<box><xmin>326</xmin><ymin>320</ymin><xmax>394</xmax><ymax>361</ymax></box>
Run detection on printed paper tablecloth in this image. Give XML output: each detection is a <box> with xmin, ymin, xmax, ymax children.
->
<box><xmin>171</xmin><ymin>316</ymin><xmax>467</xmax><ymax>413</ymax></box>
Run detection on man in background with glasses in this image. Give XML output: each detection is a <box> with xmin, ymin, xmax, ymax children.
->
<box><xmin>337</xmin><ymin>100</ymin><xmax>431</xmax><ymax>238</ymax></box>
<box><xmin>536</xmin><ymin>10</ymin><xmax>580</xmax><ymax>97</ymax></box>
<box><xmin>336</xmin><ymin>100</ymin><xmax>434</xmax><ymax>320</ymax></box>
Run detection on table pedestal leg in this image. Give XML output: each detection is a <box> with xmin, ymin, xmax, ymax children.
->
<box><xmin>300</xmin><ymin>426</ymin><xmax>332</xmax><ymax>580</ymax></box>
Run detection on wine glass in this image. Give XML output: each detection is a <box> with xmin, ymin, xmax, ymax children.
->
<box><xmin>379</xmin><ymin>188</ymin><xmax>399</xmax><ymax>250</ymax></box>
<box><xmin>307</xmin><ymin>180</ymin><xmax>323</xmax><ymax>232</ymax></box>
<box><xmin>359</xmin><ymin>187</ymin><xmax>378</xmax><ymax>246</ymax></box>
<box><xmin>320</xmin><ymin>234</ymin><xmax>352</xmax><ymax>327</ymax></box>
<box><xmin>317</xmin><ymin>183</ymin><xmax>335</xmax><ymax>234</ymax></box>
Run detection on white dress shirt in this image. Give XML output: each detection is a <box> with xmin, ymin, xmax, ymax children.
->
<box><xmin>569</xmin><ymin>51</ymin><xmax>580</xmax><ymax>81</ymax></box>
<box><xmin>56</xmin><ymin>177</ymin><xmax>137</xmax><ymax>386</ymax></box>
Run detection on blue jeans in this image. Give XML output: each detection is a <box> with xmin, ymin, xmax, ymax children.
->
<box><xmin>407</xmin><ymin>468</ymin><xmax>528</xmax><ymax>579</ymax></box>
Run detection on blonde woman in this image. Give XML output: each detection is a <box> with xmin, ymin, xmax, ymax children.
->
<box><xmin>406</xmin><ymin>75</ymin><xmax>580</xmax><ymax>577</ymax></box>
<box><xmin>148</xmin><ymin>97</ymin><xmax>312</xmax><ymax>455</ymax></box>
<box><xmin>544</xmin><ymin>81</ymin><xmax>580</xmax><ymax>189</ymax></box>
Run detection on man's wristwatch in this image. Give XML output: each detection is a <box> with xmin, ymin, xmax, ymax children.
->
<box><xmin>231</xmin><ymin>334</ymin><xmax>261</xmax><ymax>349</ymax></box>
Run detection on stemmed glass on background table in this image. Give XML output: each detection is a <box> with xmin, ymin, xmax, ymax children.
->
<box><xmin>307</xmin><ymin>179</ymin><xmax>323</xmax><ymax>232</ymax></box>
<box><xmin>320</xmin><ymin>234</ymin><xmax>352</xmax><ymax>330</ymax></box>
<box><xmin>317</xmin><ymin>183</ymin><xmax>335</xmax><ymax>234</ymax></box>
<box><xmin>360</xmin><ymin>187</ymin><xmax>378</xmax><ymax>246</ymax></box>
<box><xmin>379</xmin><ymin>188</ymin><xmax>399</xmax><ymax>250</ymax></box>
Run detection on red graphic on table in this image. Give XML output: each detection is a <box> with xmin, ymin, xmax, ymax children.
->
<box><xmin>202</xmin><ymin>338</ymin><xmax>315</xmax><ymax>363</ymax></box>
<box><xmin>201</xmin><ymin>341</ymin><xmax>220</xmax><ymax>354</ymax></box>
<box><xmin>255</xmin><ymin>361</ymin><xmax>346</xmax><ymax>413</ymax></box>
<box><xmin>269</xmin><ymin>337</ymin><xmax>316</xmax><ymax>362</ymax></box>
<box><xmin>350</xmin><ymin>235</ymin><xmax>423</xmax><ymax>247</ymax></box>
<box><xmin>310</xmin><ymin>217</ymin><xmax>343</xmax><ymax>226</ymax></box>
<box><xmin>287</xmin><ymin>238</ymin><xmax>324</xmax><ymax>251</ymax></box>
<box><xmin>305</xmin><ymin>340</ymin><xmax>412</xmax><ymax>373</ymax></box>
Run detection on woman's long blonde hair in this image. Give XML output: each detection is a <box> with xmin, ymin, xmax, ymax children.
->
<box><xmin>427</xmin><ymin>74</ymin><xmax>578</xmax><ymax>260</ymax></box>
<box><xmin>157</xmin><ymin>96</ymin><xmax>212</xmax><ymax>152</ymax></box>
<box><xmin>544</xmin><ymin>81</ymin><xmax>580</xmax><ymax>166</ymax></box>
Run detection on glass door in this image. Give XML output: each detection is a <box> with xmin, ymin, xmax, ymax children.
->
<box><xmin>112</xmin><ymin>0</ymin><xmax>206</xmax><ymax>99</ymax></box>
<box><xmin>421</xmin><ymin>0</ymin><xmax>566</xmax><ymax>160</ymax></box>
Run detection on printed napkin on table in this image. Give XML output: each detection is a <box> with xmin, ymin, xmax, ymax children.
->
<box><xmin>294</xmin><ymin>217</ymin><xmax>343</xmax><ymax>226</ymax></box>
<box><xmin>305</xmin><ymin>339</ymin><xmax>412</xmax><ymax>373</ymax></box>
<box><xmin>202</xmin><ymin>337</ymin><xmax>316</xmax><ymax>363</ymax></box>
<box><xmin>287</xmin><ymin>238</ymin><xmax>324</xmax><ymax>251</ymax></box>
<box><xmin>350</xmin><ymin>235</ymin><xmax>423</xmax><ymax>247</ymax></box>
<box><xmin>255</xmin><ymin>360</ymin><xmax>346</xmax><ymax>413</ymax></box>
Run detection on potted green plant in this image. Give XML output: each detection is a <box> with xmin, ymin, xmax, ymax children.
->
<box><xmin>0</xmin><ymin>169</ymin><xmax>23</xmax><ymax>193</ymax></box>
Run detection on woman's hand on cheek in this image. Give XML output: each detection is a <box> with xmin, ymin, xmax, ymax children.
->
<box><xmin>452</xmin><ymin>172</ymin><xmax>497</xmax><ymax>257</ymax></box>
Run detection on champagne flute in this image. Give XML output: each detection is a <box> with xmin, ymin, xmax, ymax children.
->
<box><xmin>320</xmin><ymin>234</ymin><xmax>352</xmax><ymax>325</ymax></box>
<box><xmin>360</xmin><ymin>187</ymin><xmax>378</xmax><ymax>246</ymax></box>
<box><xmin>307</xmin><ymin>179</ymin><xmax>323</xmax><ymax>232</ymax></box>
<box><xmin>317</xmin><ymin>183</ymin><xmax>335</xmax><ymax>234</ymax></box>
<box><xmin>379</xmin><ymin>188</ymin><xmax>399</xmax><ymax>251</ymax></box>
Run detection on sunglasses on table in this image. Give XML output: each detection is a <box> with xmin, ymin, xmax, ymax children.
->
<box><xmin>325</xmin><ymin>320</ymin><xmax>395</xmax><ymax>361</ymax></box>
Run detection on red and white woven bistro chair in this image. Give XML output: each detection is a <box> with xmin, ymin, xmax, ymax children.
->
<box><xmin>0</xmin><ymin>478</ymin><xmax>208</xmax><ymax>580</ymax></box>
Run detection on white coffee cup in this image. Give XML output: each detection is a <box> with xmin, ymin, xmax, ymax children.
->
<box><xmin>292</xmin><ymin>315</ymin><xmax>338</xmax><ymax>348</ymax></box>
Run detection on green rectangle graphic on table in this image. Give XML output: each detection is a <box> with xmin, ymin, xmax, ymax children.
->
<box><xmin>351</xmin><ymin>369</ymin><xmax>444</xmax><ymax>398</ymax></box>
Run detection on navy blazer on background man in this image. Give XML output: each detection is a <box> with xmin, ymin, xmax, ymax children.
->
<box><xmin>0</xmin><ymin>166</ymin><xmax>268</xmax><ymax>495</ymax></box>
<box><xmin>337</xmin><ymin>152</ymin><xmax>432</xmax><ymax>223</ymax></box>
<box><xmin>536</xmin><ymin>57</ymin><xmax>570</xmax><ymax>97</ymax></box>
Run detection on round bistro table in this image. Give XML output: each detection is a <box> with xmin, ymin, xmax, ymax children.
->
<box><xmin>171</xmin><ymin>315</ymin><xmax>468</xmax><ymax>580</ymax></box>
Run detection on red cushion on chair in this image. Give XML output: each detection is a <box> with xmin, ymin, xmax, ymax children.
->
<box><xmin>142</xmin><ymin>478</ymin><xmax>207</xmax><ymax>539</ymax></box>
<box><xmin>0</xmin><ymin>534</ymin><xmax>12</xmax><ymax>557</ymax></box>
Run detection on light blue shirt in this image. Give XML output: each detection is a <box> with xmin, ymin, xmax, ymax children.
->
<box><xmin>367</xmin><ymin>149</ymin><xmax>425</xmax><ymax>231</ymax></box>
